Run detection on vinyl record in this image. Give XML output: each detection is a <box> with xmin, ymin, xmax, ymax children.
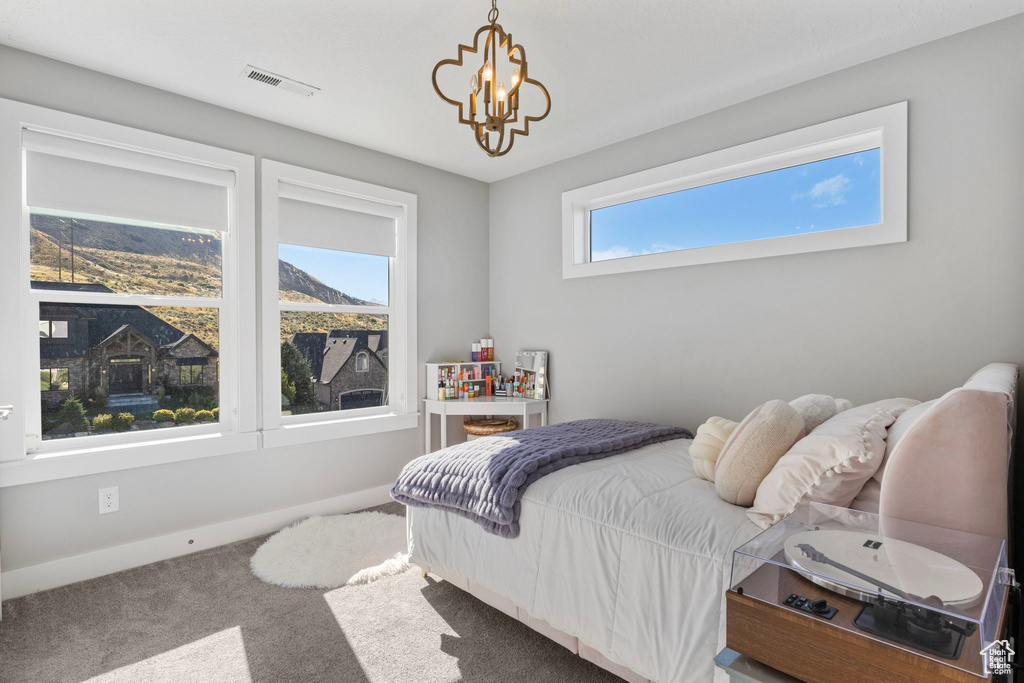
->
<box><xmin>783</xmin><ymin>529</ymin><xmax>984</xmax><ymax>607</ymax></box>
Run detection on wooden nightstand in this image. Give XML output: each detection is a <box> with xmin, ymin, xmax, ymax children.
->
<box><xmin>725</xmin><ymin>563</ymin><xmax>1004</xmax><ymax>682</ymax></box>
<box><xmin>724</xmin><ymin>503</ymin><xmax>1013</xmax><ymax>683</ymax></box>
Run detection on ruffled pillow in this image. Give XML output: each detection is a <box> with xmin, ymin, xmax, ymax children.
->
<box><xmin>747</xmin><ymin>398</ymin><xmax>919</xmax><ymax>529</ymax></box>
<box><xmin>689</xmin><ymin>417</ymin><xmax>739</xmax><ymax>482</ymax></box>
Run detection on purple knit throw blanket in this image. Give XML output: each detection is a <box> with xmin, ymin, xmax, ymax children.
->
<box><xmin>391</xmin><ymin>419</ymin><xmax>692</xmax><ymax>538</ymax></box>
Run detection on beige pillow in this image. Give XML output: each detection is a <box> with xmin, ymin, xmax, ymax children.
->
<box><xmin>747</xmin><ymin>398</ymin><xmax>919</xmax><ymax>529</ymax></box>
<box><xmin>715</xmin><ymin>400</ymin><xmax>805</xmax><ymax>507</ymax></box>
<box><xmin>789</xmin><ymin>394</ymin><xmax>838</xmax><ymax>432</ymax></box>
<box><xmin>789</xmin><ymin>394</ymin><xmax>857</xmax><ymax>432</ymax></box>
<box><xmin>689</xmin><ymin>417</ymin><xmax>740</xmax><ymax>482</ymax></box>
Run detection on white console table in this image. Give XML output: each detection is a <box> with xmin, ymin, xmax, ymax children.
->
<box><xmin>423</xmin><ymin>396</ymin><xmax>549</xmax><ymax>452</ymax></box>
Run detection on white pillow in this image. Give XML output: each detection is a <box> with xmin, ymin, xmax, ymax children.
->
<box><xmin>789</xmin><ymin>394</ymin><xmax>838</xmax><ymax>432</ymax></box>
<box><xmin>789</xmin><ymin>395</ymin><xmax>856</xmax><ymax>432</ymax></box>
<box><xmin>689</xmin><ymin>417</ymin><xmax>739</xmax><ymax>482</ymax></box>
<box><xmin>834</xmin><ymin>398</ymin><xmax>854</xmax><ymax>413</ymax></box>
<box><xmin>747</xmin><ymin>398</ymin><xmax>919</xmax><ymax>529</ymax></box>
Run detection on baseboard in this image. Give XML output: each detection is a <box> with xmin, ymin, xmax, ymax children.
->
<box><xmin>1</xmin><ymin>483</ymin><xmax>395</xmax><ymax>601</ymax></box>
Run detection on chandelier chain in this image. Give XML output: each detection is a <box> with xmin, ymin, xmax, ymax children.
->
<box><xmin>488</xmin><ymin>0</ymin><xmax>498</xmax><ymax>25</ymax></box>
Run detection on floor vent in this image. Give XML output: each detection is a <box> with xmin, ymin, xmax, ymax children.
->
<box><xmin>240</xmin><ymin>65</ymin><xmax>320</xmax><ymax>97</ymax></box>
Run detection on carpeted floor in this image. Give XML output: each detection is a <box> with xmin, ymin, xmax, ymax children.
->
<box><xmin>0</xmin><ymin>503</ymin><xmax>624</xmax><ymax>683</ymax></box>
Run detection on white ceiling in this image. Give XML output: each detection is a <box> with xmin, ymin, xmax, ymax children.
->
<box><xmin>1</xmin><ymin>1</ymin><xmax>1020</xmax><ymax>182</ymax></box>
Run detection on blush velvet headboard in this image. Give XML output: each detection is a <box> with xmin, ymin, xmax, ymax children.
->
<box><xmin>878</xmin><ymin>363</ymin><xmax>1018</xmax><ymax>542</ymax></box>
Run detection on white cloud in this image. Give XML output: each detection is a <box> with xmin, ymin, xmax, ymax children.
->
<box><xmin>591</xmin><ymin>242</ymin><xmax>683</xmax><ymax>262</ymax></box>
<box><xmin>795</xmin><ymin>172</ymin><xmax>851</xmax><ymax>208</ymax></box>
<box><xmin>647</xmin><ymin>242</ymin><xmax>682</xmax><ymax>254</ymax></box>
<box><xmin>591</xmin><ymin>245</ymin><xmax>635</xmax><ymax>261</ymax></box>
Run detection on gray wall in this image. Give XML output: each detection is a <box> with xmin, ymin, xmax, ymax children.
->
<box><xmin>2</xmin><ymin>15</ymin><xmax>1022</xmax><ymax>573</ymax></box>
<box><xmin>0</xmin><ymin>46</ymin><xmax>490</xmax><ymax>569</ymax></box>
<box><xmin>489</xmin><ymin>17</ymin><xmax>1024</xmax><ymax>429</ymax></box>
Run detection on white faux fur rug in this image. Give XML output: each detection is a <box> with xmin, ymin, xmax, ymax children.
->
<box><xmin>250</xmin><ymin>511</ymin><xmax>410</xmax><ymax>589</ymax></box>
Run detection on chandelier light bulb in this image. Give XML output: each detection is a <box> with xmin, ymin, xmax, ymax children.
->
<box><xmin>497</xmin><ymin>82</ymin><xmax>507</xmax><ymax>101</ymax></box>
<box><xmin>511</xmin><ymin>68</ymin><xmax>520</xmax><ymax>86</ymax></box>
<box><xmin>483</xmin><ymin>60</ymin><xmax>493</xmax><ymax>81</ymax></box>
<box><xmin>471</xmin><ymin>74</ymin><xmax>479</xmax><ymax>94</ymax></box>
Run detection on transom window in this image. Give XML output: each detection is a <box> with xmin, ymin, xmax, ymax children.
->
<box><xmin>563</xmin><ymin>102</ymin><xmax>907</xmax><ymax>278</ymax></box>
<box><xmin>589</xmin><ymin>149</ymin><xmax>881</xmax><ymax>262</ymax></box>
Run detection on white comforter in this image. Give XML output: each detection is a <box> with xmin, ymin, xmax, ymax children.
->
<box><xmin>409</xmin><ymin>437</ymin><xmax>762</xmax><ymax>682</ymax></box>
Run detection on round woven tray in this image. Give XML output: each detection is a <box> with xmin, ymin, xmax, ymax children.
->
<box><xmin>462</xmin><ymin>416</ymin><xmax>518</xmax><ymax>436</ymax></box>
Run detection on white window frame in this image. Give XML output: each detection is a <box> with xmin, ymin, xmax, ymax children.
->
<box><xmin>562</xmin><ymin>101</ymin><xmax>907</xmax><ymax>279</ymax></box>
<box><xmin>260</xmin><ymin>160</ymin><xmax>418</xmax><ymax>448</ymax></box>
<box><xmin>0</xmin><ymin>98</ymin><xmax>257</xmax><ymax>487</ymax></box>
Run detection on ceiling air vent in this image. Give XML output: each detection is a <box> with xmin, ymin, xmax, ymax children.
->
<box><xmin>240</xmin><ymin>65</ymin><xmax>320</xmax><ymax>98</ymax></box>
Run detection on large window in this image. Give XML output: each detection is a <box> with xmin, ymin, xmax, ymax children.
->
<box><xmin>0</xmin><ymin>99</ymin><xmax>419</xmax><ymax>483</ymax></box>
<box><xmin>31</xmin><ymin>211</ymin><xmax>226</xmax><ymax>444</ymax></box>
<box><xmin>261</xmin><ymin>160</ymin><xmax>417</xmax><ymax>446</ymax></box>
<box><xmin>0</xmin><ymin>99</ymin><xmax>257</xmax><ymax>478</ymax></box>
<box><xmin>563</xmin><ymin>102</ymin><xmax>907</xmax><ymax>278</ymax></box>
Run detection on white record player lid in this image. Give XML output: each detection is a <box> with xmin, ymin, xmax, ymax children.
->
<box><xmin>783</xmin><ymin>529</ymin><xmax>984</xmax><ymax>607</ymax></box>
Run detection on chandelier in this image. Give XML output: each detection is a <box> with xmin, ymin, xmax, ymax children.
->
<box><xmin>431</xmin><ymin>0</ymin><xmax>551</xmax><ymax>158</ymax></box>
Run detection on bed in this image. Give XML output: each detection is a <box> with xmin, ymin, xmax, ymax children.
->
<box><xmin>405</xmin><ymin>363</ymin><xmax>1017</xmax><ymax>682</ymax></box>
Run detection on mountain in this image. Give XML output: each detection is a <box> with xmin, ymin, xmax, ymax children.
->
<box><xmin>31</xmin><ymin>213</ymin><xmax>221</xmax><ymax>264</ymax></box>
<box><xmin>278</xmin><ymin>259</ymin><xmax>371</xmax><ymax>306</ymax></box>
<box><xmin>30</xmin><ymin>220</ymin><xmax>222</xmax><ymax>298</ymax></box>
<box><xmin>30</xmin><ymin>214</ymin><xmax>370</xmax><ymax>305</ymax></box>
<box><xmin>29</xmin><ymin>214</ymin><xmax>384</xmax><ymax>346</ymax></box>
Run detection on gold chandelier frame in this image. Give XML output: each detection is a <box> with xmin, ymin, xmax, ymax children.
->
<box><xmin>431</xmin><ymin>1</ymin><xmax>551</xmax><ymax>158</ymax></box>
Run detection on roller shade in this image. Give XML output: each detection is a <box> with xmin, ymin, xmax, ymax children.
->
<box><xmin>278</xmin><ymin>184</ymin><xmax>398</xmax><ymax>258</ymax></box>
<box><xmin>24</xmin><ymin>130</ymin><xmax>233</xmax><ymax>232</ymax></box>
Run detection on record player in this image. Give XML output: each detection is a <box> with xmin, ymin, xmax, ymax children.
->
<box><xmin>726</xmin><ymin>503</ymin><xmax>1014</xmax><ymax>682</ymax></box>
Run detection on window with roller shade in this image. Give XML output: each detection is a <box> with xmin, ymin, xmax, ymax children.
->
<box><xmin>13</xmin><ymin>122</ymin><xmax>256</xmax><ymax>458</ymax></box>
<box><xmin>260</xmin><ymin>160</ymin><xmax>417</xmax><ymax>446</ymax></box>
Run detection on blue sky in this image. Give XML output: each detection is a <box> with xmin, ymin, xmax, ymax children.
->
<box><xmin>590</xmin><ymin>149</ymin><xmax>881</xmax><ymax>261</ymax></box>
<box><xmin>279</xmin><ymin>244</ymin><xmax>389</xmax><ymax>304</ymax></box>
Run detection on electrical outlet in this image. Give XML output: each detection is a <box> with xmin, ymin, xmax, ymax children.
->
<box><xmin>98</xmin><ymin>486</ymin><xmax>119</xmax><ymax>514</ymax></box>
